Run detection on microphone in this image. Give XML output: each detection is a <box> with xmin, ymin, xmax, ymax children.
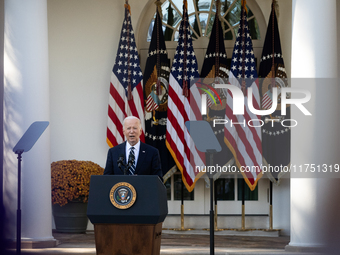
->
<box><xmin>117</xmin><ymin>154</ymin><xmax>125</xmax><ymax>170</ymax></box>
<box><xmin>123</xmin><ymin>152</ymin><xmax>135</xmax><ymax>175</ymax></box>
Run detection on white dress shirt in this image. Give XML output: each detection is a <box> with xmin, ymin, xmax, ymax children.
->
<box><xmin>125</xmin><ymin>140</ymin><xmax>140</xmax><ymax>166</ymax></box>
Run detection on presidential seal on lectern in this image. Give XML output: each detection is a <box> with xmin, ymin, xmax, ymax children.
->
<box><xmin>109</xmin><ymin>182</ymin><xmax>137</xmax><ymax>209</ymax></box>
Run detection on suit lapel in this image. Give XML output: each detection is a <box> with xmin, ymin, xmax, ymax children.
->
<box><xmin>117</xmin><ymin>142</ymin><xmax>126</xmax><ymax>174</ymax></box>
<box><xmin>135</xmin><ymin>142</ymin><xmax>146</xmax><ymax>174</ymax></box>
<box><xmin>121</xmin><ymin>141</ymin><xmax>127</xmax><ymax>161</ymax></box>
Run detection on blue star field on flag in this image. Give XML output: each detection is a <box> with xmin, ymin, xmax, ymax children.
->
<box><xmin>170</xmin><ymin>7</ymin><xmax>199</xmax><ymax>88</ymax></box>
<box><xmin>230</xmin><ymin>15</ymin><xmax>257</xmax><ymax>87</ymax></box>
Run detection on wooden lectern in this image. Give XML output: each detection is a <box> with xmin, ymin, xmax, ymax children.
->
<box><xmin>87</xmin><ymin>175</ymin><xmax>168</xmax><ymax>255</ymax></box>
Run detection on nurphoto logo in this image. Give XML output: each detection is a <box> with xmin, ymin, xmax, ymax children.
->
<box><xmin>200</xmin><ymin>84</ymin><xmax>312</xmax><ymax>128</ymax></box>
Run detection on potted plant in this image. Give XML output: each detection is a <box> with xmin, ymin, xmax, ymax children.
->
<box><xmin>51</xmin><ymin>160</ymin><xmax>104</xmax><ymax>233</ymax></box>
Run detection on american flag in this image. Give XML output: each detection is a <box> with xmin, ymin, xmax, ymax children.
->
<box><xmin>166</xmin><ymin>0</ymin><xmax>205</xmax><ymax>192</ymax></box>
<box><xmin>224</xmin><ymin>2</ymin><xmax>262</xmax><ymax>191</ymax></box>
<box><xmin>107</xmin><ymin>3</ymin><xmax>145</xmax><ymax>148</ymax></box>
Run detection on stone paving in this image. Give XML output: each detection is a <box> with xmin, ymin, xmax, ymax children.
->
<box><xmin>5</xmin><ymin>230</ymin><xmax>326</xmax><ymax>255</ymax></box>
<box><xmin>53</xmin><ymin>230</ymin><xmax>290</xmax><ymax>249</ymax></box>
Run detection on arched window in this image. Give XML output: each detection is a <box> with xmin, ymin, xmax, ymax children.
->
<box><xmin>138</xmin><ymin>0</ymin><xmax>266</xmax><ymax>72</ymax></box>
<box><xmin>146</xmin><ymin>0</ymin><xmax>261</xmax><ymax>42</ymax></box>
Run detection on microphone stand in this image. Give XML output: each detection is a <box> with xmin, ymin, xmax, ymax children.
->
<box><xmin>118</xmin><ymin>154</ymin><xmax>135</xmax><ymax>175</ymax></box>
<box><xmin>118</xmin><ymin>158</ymin><xmax>127</xmax><ymax>175</ymax></box>
<box><xmin>125</xmin><ymin>157</ymin><xmax>134</xmax><ymax>175</ymax></box>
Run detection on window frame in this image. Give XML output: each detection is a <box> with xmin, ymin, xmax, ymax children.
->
<box><xmin>137</xmin><ymin>0</ymin><xmax>266</xmax><ymax>73</ymax></box>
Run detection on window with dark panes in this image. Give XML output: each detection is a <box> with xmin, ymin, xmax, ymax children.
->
<box><xmin>174</xmin><ymin>173</ymin><xmax>194</xmax><ymax>200</ymax></box>
<box><xmin>237</xmin><ymin>178</ymin><xmax>258</xmax><ymax>201</ymax></box>
<box><xmin>147</xmin><ymin>0</ymin><xmax>260</xmax><ymax>42</ymax></box>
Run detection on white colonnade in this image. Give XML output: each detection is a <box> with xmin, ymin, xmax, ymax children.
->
<box><xmin>3</xmin><ymin>0</ymin><xmax>55</xmax><ymax>247</ymax></box>
<box><xmin>288</xmin><ymin>0</ymin><xmax>340</xmax><ymax>252</ymax></box>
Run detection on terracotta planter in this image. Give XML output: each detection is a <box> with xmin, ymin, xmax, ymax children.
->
<box><xmin>52</xmin><ymin>201</ymin><xmax>88</xmax><ymax>233</ymax></box>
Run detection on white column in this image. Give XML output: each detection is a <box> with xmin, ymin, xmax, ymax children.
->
<box><xmin>288</xmin><ymin>0</ymin><xmax>339</xmax><ymax>252</ymax></box>
<box><xmin>3</xmin><ymin>0</ymin><xmax>55</xmax><ymax>247</ymax></box>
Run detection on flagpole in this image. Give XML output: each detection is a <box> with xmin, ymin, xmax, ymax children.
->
<box><xmin>210</xmin><ymin>176</ymin><xmax>215</xmax><ymax>255</ymax></box>
<box><xmin>265</xmin><ymin>180</ymin><xmax>280</xmax><ymax>232</ymax></box>
<box><xmin>181</xmin><ymin>180</ymin><xmax>185</xmax><ymax>230</ymax></box>
<box><xmin>124</xmin><ymin>0</ymin><xmax>132</xmax><ymax>100</ymax></box>
<box><xmin>206</xmin><ymin>151</ymin><xmax>215</xmax><ymax>255</ymax></box>
<box><xmin>171</xmin><ymin>179</ymin><xmax>194</xmax><ymax>231</ymax></box>
<box><xmin>241</xmin><ymin>179</ymin><xmax>245</xmax><ymax>230</ymax></box>
<box><xmin>215</xmin><ymin>0</ymin><xmax>220</xmax><ymax>79</ymax></box>
<box><xmin>241</xmin><ymin>0</ymin><xmax>247</xmax><ymax>94</ymax></box>
<box><xmin>236</xmin><ymin>0</ymin><xmax>256</xmax><ymax>232</ymax></box>
<box><xmin>269</xmin><ymin>180</ymin><xmax>273</xmax><ymax>230</ymax></box>
<box><xmin>270</xmin><ymin>0</ymin><xmax>276</xmax><ymax>90</ymax></box>
<box><xmin>214</xmin><ymin>181</ymin><xmax>218</xmax><ymax>230</ymax></box>
<box><xmin>214</xmin><ymin>180</ymin><xmax>223</xmax><ymax>231</ymax></box>
<box><xmin>269</xmin><ymin>0</ymin><xmax>275</xmax><ymax>231</ymax></box>
<box><xmin>156</xmin><ymin>0</ymin><xmax>162</xmax><ymax>96</ymax></box>
<box><xmin>271</xmin><ymin>0</ymin><xmax>275</xmax><ymax>70</ymax></box>
<box><xmin>237</xmin><ymin>179</ymin><xmax>255</xmax><ymax>231</ymax></box>
<box><xmin>172</xmin><ymin>0</ymin><xmax>191</xmax><ymax>232</ymax></box>
<box><xmin>240</xmin><ymin>0</ymin><xmax>246</xmax><ymax>232</ymax></box>
<box><xmin>182</xmin><ymin>0</ymin><xmax>188</xmax><ymax>97</ymax></box>
<box><xmin>213</xmin><ymin>0</ymin><xmax>223</xmax><ymax>233</ymax></box>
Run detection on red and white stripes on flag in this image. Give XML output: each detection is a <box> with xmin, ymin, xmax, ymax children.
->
<box><xmin>106</xmin><ymin>3</ymin><xmax>145</xmax><ymax>148</ymax></box>
<box><xmin>166</xmin><ymin>74</ymin><xmax>205</xmax><ymax>192</ymax></box>
<box><xmin>224</xmin><ymin>2</ymin><xmax>262</xmax><ymax>191</ymax></box>
<box><xmin>224</xmin><ymin>75</ymin><xmax>263</xmax><ymax>190</ymax></box>
<box><xmin>107</xmin><ymin>73</ymin><xmax>145</xmax><ymax>147</ymax></box>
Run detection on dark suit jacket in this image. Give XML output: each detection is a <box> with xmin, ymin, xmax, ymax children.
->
<box><xmin>104</xmin><ymin>141</ymin><xmax>163</xmax><ymax>180</ymax></box>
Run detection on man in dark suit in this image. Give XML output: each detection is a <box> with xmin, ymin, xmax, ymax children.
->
<box><xmin>104</xmin><ymin>116</ymin><xmax>162</xmax><ymax>179</ymax></box>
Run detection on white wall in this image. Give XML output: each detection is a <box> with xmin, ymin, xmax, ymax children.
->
<box><xmin>47</xmin><ymin>0</ymin><xmax>292</xmax><ymax>234</ymax></box>
<box><xmin>273</xmin><ymin>177</ymin><xmax>290</xmax><ymax>236</ymax></box>
<box><xmin>48</xmin><ymin>0</ymin><xmax>119</xmax><ymax>166</ymax></box>
<box><xmin>48</xmin><ymin>0</ymin><xmax>153</xmax><ymax>166</ymax></box>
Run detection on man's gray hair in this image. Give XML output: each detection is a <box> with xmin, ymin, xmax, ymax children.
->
<box><xmin>123</xmin><ymin>116</ymin><xmax>141</xmax><ymax>129</ymax></box>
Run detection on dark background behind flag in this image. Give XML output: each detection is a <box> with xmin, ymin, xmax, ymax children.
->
<box><xmin>143</xmin><ymin>4</ymin><xmax>176</xmax><ymax>181</ymax></box>
<box><xmin>164</xmin><ymin>2</ymin><xmax>174</xmax><ymax>41</ymax></box>
<box><xmin>259</xmin><ymin>3</ymin><xmax>290</xmax><ymax>184</ymax></box>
